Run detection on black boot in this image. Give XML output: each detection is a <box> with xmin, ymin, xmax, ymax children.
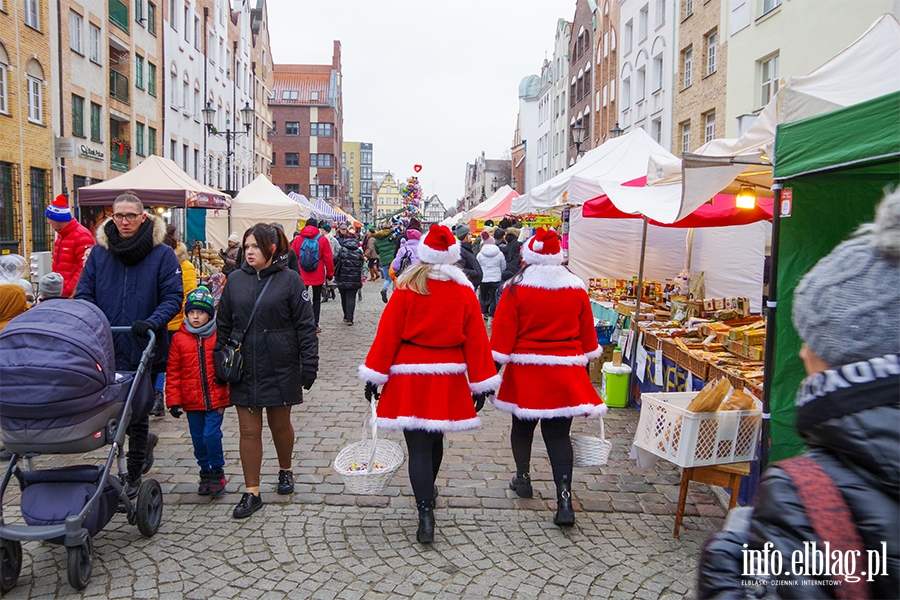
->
<box><xmin>553</xmin><ymin>475</ymin><xmax>575</xmax><ymax>527</ymax></box>
<box><xmin>509</xmin><ymin>472</ymin><xmax>533</xmax><ymax>498</ymax></box>
<box><xmin>151</xmin><ymin>390</ymin><xmax>165</xmax><ymax>417</ymax></box>
<box><xmin>416</xmin><ymin>499</ymin><xmax>435</xmax><ymax>544</ymax></box>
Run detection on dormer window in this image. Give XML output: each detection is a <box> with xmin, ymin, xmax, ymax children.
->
<box><xmin>310</xmin><ymin>90</ymin><xmax>319</xmax><ymax>101</ymax></box>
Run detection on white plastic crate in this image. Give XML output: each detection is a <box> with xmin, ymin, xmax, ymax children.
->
<box><xmin>635</xmin><ymin>392</ymin><xmax>761</xmax><ymax>468</ymax></box>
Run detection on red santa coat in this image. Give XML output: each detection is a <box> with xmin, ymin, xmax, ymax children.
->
<box><xmin>359</xmin><ymin>265</ymin><xmax>500</xmax><ymax>433</ymax></box>
<box><xmin>490</xmin><ymin>265</ymin><xmax>606</xmax><ymax>419</ymax></box>
<box><xmin>52</xmin><ymin>219</ymin><xmax>95</xmax><ymax>297</ymax></box>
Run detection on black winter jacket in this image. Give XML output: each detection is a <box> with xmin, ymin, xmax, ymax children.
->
<box><xmin>456</xmin><ymin>241</ymin><xmax>483</xmax><ymax>286</ymax></box>
<box><xmin>502</xmin><ymin>239</ymin><xmax>523</xmax><ymax>281</ymax></box>
<box><xmin>697</xmin><ymin>358</ymin><xmax>900</xmax><ymax>599</ymax></box>
<box><xmin>334</xmin><ymin>237</ymin><xmax>364</xmax><ymax>290</ymax></box>
<box><xmin>215</xmin><ymin>262</ymin><xmax>318</xmax><ymax>408</ymax></box>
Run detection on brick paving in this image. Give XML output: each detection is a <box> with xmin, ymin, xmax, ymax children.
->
<box><xmin>1</xmin><ymin>279</ymin><xmax>726</xmax><ymax>598</ymax></box>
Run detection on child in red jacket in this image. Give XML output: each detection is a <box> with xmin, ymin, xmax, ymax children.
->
<box><xmin>166</xmin><ymin>286</ymin><xmax>230</xmax><ymax>495</ymax></box>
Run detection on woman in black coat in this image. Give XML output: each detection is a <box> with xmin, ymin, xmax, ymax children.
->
<box><xmin>216</xmin><ymin>223</ymin><xmax>319</xmax><ymax>519</ymax></box>
<box><xmin>333</xmin><ymin>230</ymin><xmax>364</xmax><ymax>325</ymax></box>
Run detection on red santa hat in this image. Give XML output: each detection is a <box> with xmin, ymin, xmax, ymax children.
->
<box><xmin>418</xmin><ymin>224</ymin><xmax>461</xmax><ymax>265</ymax></box>
<box><xmin>46</xmin><ymin>194</ymin><xmax>73</xmax><ymax>222</ymax></box>
<box><xmin>521</xmin><ymin>227</ymin><xmax>564</xmax><ymax>266</ymax></box>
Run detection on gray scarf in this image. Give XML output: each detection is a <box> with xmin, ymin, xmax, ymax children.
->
<box><xmin>185</xmin><ymin>317</ymin><xmax>217</xmax><ymax>339</ymax></box>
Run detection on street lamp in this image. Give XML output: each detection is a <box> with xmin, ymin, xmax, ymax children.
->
<box><xmin>203</xmin><ymin>102</ymin><xmax>254</xmax><ymax>193</ymax></box>
<box><xmin>492</xmin><ymin>176</ymin><xmax>499</xmax><ymax>192</ymax></box>
<box><xmin>572</xmin><ymin>122</ymin><xmax>587</xmax><ymax>158</ymax></box>
<box><xmin>313</xmin><ymin>173</ymin><xmax>320</xmax><ymax>200</ymax></box>
<box><xmin>609</xmin><ymin>122</ymin><xmax>624</xmax><ymax>139</ymax></box>
<box><xmin>510</xmin><ymin>177</ymin><xmax>518</xmax><ymax>192</ymax></box>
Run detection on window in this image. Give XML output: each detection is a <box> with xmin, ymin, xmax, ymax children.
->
<box><xmin>622</xmin><ymin>77</ymin><xmax>631</xmax><ymax>107</ymax></box>
<box><xmin>135</xmin><ymin>0</ymin><xmax>143</xmax><ymax>25</ymax></box>
<box><xmin>135</xmin><ymin>123</ymin><xmax>145</xmax><ymax>156</ymax></box>
<box><xmin>310</xmin><ymin>122</ymin><xmax>332</xmax><ymax>136</ymax></box>
<box><xmin>624</xmin><ymin>20</ymin><xmax>633</xmax><ymax>53</ymax></box>
<box><xmin>25</xmin><ymin>0</ymin><xmax>39</xmax><ymax>29</ymax></box>
<box><xmin>760</xmin><ymin>54</ymin><xmax>779</xmax><ymax>106</ymax></box>
<box><xmin>310</xmin><ymin>90</ymin><xmax>319</xmax><ymax>101</ymax></box>
<box><xmin>284</xmin><ymin>121</ymin><xmax>299</xmax><ymax>136</ymax></box>
<box><xmin>283</xmin><ymin>184</ymin><xmax>300</xmax><ymax>194</ymax></box>
<box><xmin>135</xmin><ymin>55</ymin><xmax>144</xmax><ymax>89</ymax></box>
<box><xmin>639</xmin><ymin>5</ymin><xmax>649</xmax><ymax>41</ymax></box>
<box><xmin>706</xmin><ymin>31</ymin><xmax>718</xmax><ymax>75</ymax></box>
<box><xmin>284</xmin><ymin>153</ymin><xmax>299</xmax><ymax>167</ymax></box>
<box><xmin>281</xmin><ymin>90</ymin><xmax>298</xmax><ymax>101</ymax></box>
<box><xmin>704</xmin><ymin>111</ymin><xmax>715</xmax><ymax>143</ymax></box>
<box><xmin>208</xmin><ymin>33</ymin><xmax>215</xmax><ymax>64</ymax></box>
<box><xmin>193</xmin><ymin>17</ymin><xmax>201</xmax><ymax>50</ymax></box>
<box><xmin>148</xmin><ymin>127</ymin><xmax>156</xmax><ymax>155</ymax></box>
<box><xmin>610</xmin><ymin>77</ymin><xmax>615</xmax><ymax>102</ymax></box>
<box><xmin>71</xmin><ymin>94</ymin><xmax>84</xmax><ymax>137</ymax></box>
<box><xmin>603</xmin><ymin>31</ymin><xmax>609</xmax><ymax>57</ymax></box>
<box><xmin>655</xmin><ymin>0</ymin><xmax>666</xmax><ymax>28</ymax></box>
<box><xmin>147</xmin><ymin>2</ymin><xmax>156</xmax><ymax>34</ymax></box>
<box><xmin>636</xmin><ymin>67</ymin><xmax>646</xmax><ymax>102</ymax></box>
<box><xmin>183</xmin><ymin>144</ymin><xmax>188</xmax><ymax>171</ymax></box>
<box><xmin>90</xmin><ymin>102</ymin><xmax>101</xmax><ymax>141</ymax></box>
<box><xmin>184</xmin><ymin>5</ymin><xmax>190</xmax><ymax>42</ymax></box>
<box><xmin>0</xmin><ymin>60</ymin><xmax>7</xmax><ymax>114</ymax></box>
<box><xmin>762</xmin><ymin>0</ymin><xmax>781</xmax><ymax>15</ymax></box>
<box><xmin>683</xmin><ymin>0</ymin><xmax>693</xmax><ymax>19</ymax></box>
<box><xmin>194</xmin><ymin>149</ymin><xmax>199</xmax><ymax>179</ymax></box>
<box><xmin>0</xmin><ymin>162</ymin><xmax>15</xmax><ymax>242</ymax></box>
<box><xmin>27</xmin><ymin>75</ymin><xmax>42</xmax><ymax>124</ymax></box>
<box><xmin>309</xmin><ymin>154</ymin><xmax>332</xmax><ymax>168</ymax></box>
<box><xmin>683</xmin><ymin>47</ymin><xmax>693</xmax><ymax>88</ymax></box>
<box><xmin>147</xmin><ymin>62</ymin><xmax>156</xmax><ymax>95</ymax></box>
<box><xmin>169</xmin><ymin>0</ymin><xmax>177</xmax><ymax>29</ymax></box>
<box><xmin>270</xmin><ymin>152</ymin><xmax>275</xmax><ymax>166</ymax></box>
<box><xmin>194</xmin><ymin>88</ymin><xmax>200</xmax><ymax>118</ymax></box>
<box><xmin>653</xmin><ymin>54</ymin><xmax>663</xmax><ymax>91</ymax></box>
<box><xmin>89</xmin><ymin>24</ymin><xmax>101</xmax><ymax>63</ymax></box>
<box><xmin>651</xmin><ymin>118</ymin><xmax>662</xmax><ymax>143</ymax></box>
<box><xmin>310</xmin><ymin>185</ymin><xmax>332</xmax><ymax>198</ymax></box>
<box><xmin>70</xmin><ymin>12</ymin><xmax>83</xmax><ymax>54</ymax></box>
<box><xmin>30</xmin><ymin>168</ymin><xmax>51</xmax><ymax>252</ymax></box>
<box><xmin>170</xmin><ymin>72</ymin><xmax>177</xmax><ymax>106</ymax></box>
<box><xmin>182</xmin><ymin>79</ymin><xmax>188</xmax><ymax>109</ymax></box>
<box><xmin>360</xmin><ymin>166</ymin><xmax>372</xmax><ymax>179</ymax></box>
<box><xmin>681</xmin><ymin>121</ymin><xmax>691</xmax><ymax>154</ymax></box>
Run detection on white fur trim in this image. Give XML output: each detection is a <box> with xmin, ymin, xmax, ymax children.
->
<box><xmin>469</xmin><ymin>373</ymin><xmax>502</xmax><ymax>394</ymax></box>
<box><xmin>419</xmin><ymin>238</ymin><xmax>462</xmax><ymax>265</ymax></box>
<box><xmin>492</xmin><ymin>351</ymin><xmax>511</xmax><ymax>364</ymax></box>
<box><xmin>389</xmin><ymin>363</ymin><xmax>467</xmax><ymax>376</ymax></box>
<box><xmin>429</xmin><ymin>264</ymin><xmax>474</xmax><ymax>289</ymax></box>
<box><xmin>490</xmin><ymin>397</ymin><xmax>608</xmax><ymax>419</ymax></box>
<box><xmin>513</xmin><ymin>265</ymin><xmax>586</xmax><ymax>290</ymax></box>
<box><xmin>532</xmin><ymin>240</ymin><xmax>544</xmax><ymax>251</ymax></box>
<box><xmin>509</xmin><ymin>353</ymin><xmax>588</xmax><ymax>367</ymax></box>
<box><xmin>522</xmin><ymin>240</ymin><xmax>564</xmax><ymax>266</ymax></box>
<box><xmin>377</xmin><ymin>415</ymin><xmax>482</xmax><ymax>433</ymax></box>
<box><xmin>584</xmin><ymin>346</ymin><xmax>604</xmax><ymax>360</ymax></box>
<box><xmin>358</xmin><ymin>364</ymin><xmax>389</xmax><ymax>385</ymax></box>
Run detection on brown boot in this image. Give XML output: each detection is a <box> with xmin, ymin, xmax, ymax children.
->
<box><xmin>370</xmin><ymin>267</ymin><xmax>380</xmax><ymax>281</ymax></box>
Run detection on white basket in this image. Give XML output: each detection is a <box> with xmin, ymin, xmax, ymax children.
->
<box><xmin>572</xmin><ymin>417</ymin><xmax>612</xmax><ymax>467</ymax></box>
<box><xmin>635</xmin><ymin>392</ymin><xmax>762</xmax><ymax>468</ymax></box>
<box><xmin>333</xmin><ymin>400</ymin><xmax>405</xmax><ymax>495</ymax></box>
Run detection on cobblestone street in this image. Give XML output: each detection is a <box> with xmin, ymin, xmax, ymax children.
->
<box><xmin>2</xmin><ymin>280</ymin><xmax>727</xmax><ymax>598</ymax></box>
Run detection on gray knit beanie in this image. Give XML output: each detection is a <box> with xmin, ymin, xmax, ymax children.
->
<box><xmin>792</xmin><ymin>188</ymin><xmax>900</xmax><ymax>367</ymax></box>
<box><xmin>39</xmin><ymin>272</ymin><xmax>64</xmax><ymax>299</ymax></box>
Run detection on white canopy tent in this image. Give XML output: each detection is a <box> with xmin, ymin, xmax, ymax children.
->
<box><xmin>512</xmin><ymin>128</ymin><xmax>671</xmax><ymax>214</ymax></box>
<box><xmin>461</xmin><ymin>185</ymin><xmax>516</xmax><ymax>222</ymax></box>
<box><xmin>206</xmin><ymin>175</ymin><xmax>308</xmax><ymax>251</ymax></box>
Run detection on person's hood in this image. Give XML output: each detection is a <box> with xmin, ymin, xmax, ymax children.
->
<box><xmin>340</xmin><ymin>237</ymin><xmax>360</xmax><ymax>250</ymax></box>
<box><xmin>95</xmin><ymin>213</ymin><xmax>166</xmax><ymax>250</ymax></box>
<box><xmin>300</xmin><ymin>225</ymin><xmax>321</xmax><ymax>239</ymax></box>
<box><xmin>406</xmin><ymin>229</ymin><xmax>422</xmax><ymax>241</ymax></box>
<box><xmin>374</xmin><ymin>229</ymin><xmax>394</xmax><ymax>240</ymax></box>
<box><xmin>480</xmin><ymin>244</ymin><xmax>501</xmax><ymax>258</ymax></box>
<box><xmin>459</xmin><ymin>240</ymin><xmax>474</xmax><ymax>251</ymax></box>
<box><xmin>0</xmin><ymin>283</ymin><xmax>27</xmax><ymax>326</ymax></box>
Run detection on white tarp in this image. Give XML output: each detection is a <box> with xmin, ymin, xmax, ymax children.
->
<box><xmin>567</xmin><ymin>206</ymin><xmax>767</xmax><ymax>313</ymax></box>
<box><xmin>461</xmin><ymin>185</ymin><xmax>516</xmax><ymax>222</ymax></box>
<box><xmin>206</xmin><ymin>175</ymin><xmax>307</xmax><ymax>251</ymax></box>
<box><xmin>512</xmin><ymin>128</ymin><xmax>671</xmax><ymax>214</ymax></box>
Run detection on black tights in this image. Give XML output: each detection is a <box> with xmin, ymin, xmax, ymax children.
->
<box><xmin>510</xmin><ymin>416</ymin><xmax>573</xmax><ymax>483</ymax></box>
<box><xmin>403</xmin><ymin>429</ymin><xmax>444</xmax><ymax>504</ymax></box>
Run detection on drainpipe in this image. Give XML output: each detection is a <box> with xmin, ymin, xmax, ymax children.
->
<box><xmin>232</xmin><ymin>39</ymin><xmax>238</xmax><ymax>191</ymax></box>
<box><xmin>203</xmin><ymin>7</ymin><xmax>209</xmax><ymax>185</ymax></box>
<box><xmin>56</xmin><ymin>0</ymin><xmax>68</xmax><ymax>205</ymax></box>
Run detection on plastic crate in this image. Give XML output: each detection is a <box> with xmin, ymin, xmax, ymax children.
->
<box><xmin>635</xmin><ymin>392</ymin><xmax>761</xmax><ymax>468</ymax></box>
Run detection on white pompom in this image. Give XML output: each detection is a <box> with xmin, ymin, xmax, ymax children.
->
<box><xmin>533</xmin><ymin>241</ymin><xmax>544</xmax><ymax>252</ymax></box>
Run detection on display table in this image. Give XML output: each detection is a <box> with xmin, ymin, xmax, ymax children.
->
<box><xmin>674</xmin><ymin>462</ymin><xmax>752</xmax><ymax>538</ymax></box>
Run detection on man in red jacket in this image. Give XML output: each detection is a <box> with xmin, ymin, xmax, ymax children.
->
<box><xmin>291</xmin><ymin>218</ymin><xmax>333</xmax><ymax>333</ymax></box>
<box><xmin>46</xmin><ymin>194</ymin><xmax>94</xmax><ymax>297</ymax></box>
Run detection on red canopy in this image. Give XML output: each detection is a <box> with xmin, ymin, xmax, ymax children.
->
<box><xmin>582</xmin><ymin>177</ymin><xmax>773</xmax><ymax>227</ymax></box>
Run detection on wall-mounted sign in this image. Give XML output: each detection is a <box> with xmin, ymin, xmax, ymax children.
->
<box><xmin>79</xmin><ymin>145</ymin><xmax>105</xmax><ymax>161</ymax></box>
<box><xmin>55</xmin><ymin>137</ymin><xmax>76</xmax><ymax>158</ymax></box>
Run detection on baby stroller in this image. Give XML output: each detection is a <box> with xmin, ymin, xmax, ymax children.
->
<box><xmin>0</xmin><ymin>300</ymin><xmax>163</xmax><ymax>592</ymax></box>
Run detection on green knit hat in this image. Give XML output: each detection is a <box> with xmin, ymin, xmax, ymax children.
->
<box><xmin>185</xmin><ymin>286</ymin><xmax>215</xmax><ymax>318</ymax></box>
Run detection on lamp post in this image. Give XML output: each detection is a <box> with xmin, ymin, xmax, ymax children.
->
<box><xmin>510</xmin><ymin>177</ymin><xmax>518</xmax><ymax>193</ymax></box>
<box><xmin>313</xmin><ymin>173</ymin><xmax>320</xmax><ymax>200</ymax></box>
<box><xmin>202</xmin><ymin>102</ymin><xmax>253</xmax><ymax>194</ymax></box>
<box><xmin>492</xmin><ymin>176</ymin><xmax>499</xmax><ymax>192</ymax></box>
<box><xmin>572</xmin><ymin>122</ymin><xmax>587</xmax><ymax>158</ymax></box>
<box><xmin>609</xmin><ymin>122</ymin><xmax>624</xmax><ymax>139</ymax></box>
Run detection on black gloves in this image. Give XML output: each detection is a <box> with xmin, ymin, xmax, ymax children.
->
<box><xmin>302</xmin><ymin>371</ymin><xmax>316</xmax><ymax>390</ymax></box>
<box><xmin>365</xmin><ymin>382</ymin><xmax>379</xmax><ymax>403</ymax></box>
<box><xmin>169</xmin><ymin>406</ymin><xmax>183</xmax><ymax>418</ymax></box>
<box><xmin>213</xmin><ymin>376</ymin><xmax>228</xmax><ymax>386</ymax></box>
<box><xmin>131</xmin><ymin>320</ymin><xmax>153</xmax><ymax>338</ymax></box>
<box><xmin>472</xmin><ymin>391</ymin><xmax>493</xmax><ymax>413</ymax></box>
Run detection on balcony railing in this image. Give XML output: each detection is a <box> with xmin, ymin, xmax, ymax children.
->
<box><xmin>110</xmin><ymin>146</ymin><xmax>130</xmax><ymax>172</ymax></box>
<box><xmin>110</xmin><ymin>70</ymin><xmax>129</xmax><ymax>103</ymax></box>
<box><xmin>109</xmin><ymin>0</ymin><xmax>128</xmax><ymax>32</ymax></box>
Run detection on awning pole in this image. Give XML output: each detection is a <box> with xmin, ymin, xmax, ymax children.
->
<box><xmin>685</xmin><ymin>227</ymin><xmax>695</xmax><ymax>271</ymax></box>
<box><xmin>626</xmin><ymin>216</ymin><xmax>649</xmax><ymax>407</ymax></box>
<box><xmin>760</xmin><ymin>183</ymin><xmax>782</xmax><ymax>471</ymax></box>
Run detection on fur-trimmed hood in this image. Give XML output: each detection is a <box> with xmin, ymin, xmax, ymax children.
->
<box><xmin>95</xmin><ymin>212</ymin><xmax>166</xmax><ymax>250</ymax></box>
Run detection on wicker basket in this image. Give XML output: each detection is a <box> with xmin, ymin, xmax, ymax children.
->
<box><xmin>572</xmin><ymin>417</ymin><xmax>612</xmax><ymax>467</ymax></box>
<box><xmin>333</xmin><ymin>401</ymin><xmax>405</xmax><ymax>495</ymax></box>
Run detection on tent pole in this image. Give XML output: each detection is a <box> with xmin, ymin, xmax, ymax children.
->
<box><xmin>760</xmin><ymin>183</ymin><xmax>782</xmax><ymax>471</ymax></box>
<box><xmin>685</xmin><ymin>228</ymin><xmax>695</xmax><ymax>271</ymax></box>
<box><xmin>626</xmin><ymin>216</ymin><xmax>649</xmax><ymax>407</ymax></box>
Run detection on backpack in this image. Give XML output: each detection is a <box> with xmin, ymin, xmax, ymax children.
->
<box><xmin>299</xmin><ymin>234</ymin><xmax>321</xmax><ymax>272</ymax></box>
<box><xmin>397</xmin><ymin>250</ymin><xmax>412</xmax><ymax>276</ymax></box>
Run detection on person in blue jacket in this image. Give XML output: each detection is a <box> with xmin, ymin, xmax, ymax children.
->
<box><xmin>76</xmin><ymin>193</ymin><xmax>183</xmax><ymax>497</ymax></box>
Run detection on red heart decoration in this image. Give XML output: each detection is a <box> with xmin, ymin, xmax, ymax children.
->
<box><xmin>413</xmin><ymin>164</ymin><xmax>422</xmax><ymax>173</ymax></box>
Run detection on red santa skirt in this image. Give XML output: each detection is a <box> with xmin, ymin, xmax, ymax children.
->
<box><xmin>376</xmin><ymin>371</ymin><xmax>481</xmax><ymax>433</ymax></box>
<box><xmin>491</xmin><ymin>363</ymin><xmax>607</xmax><ymax>420</ymax></box>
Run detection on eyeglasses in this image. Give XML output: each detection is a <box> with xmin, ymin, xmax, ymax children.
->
<box><xmin>112</xmin><ymin>213</ymin><xmax>141</xmax><ymax>222</ymax></box>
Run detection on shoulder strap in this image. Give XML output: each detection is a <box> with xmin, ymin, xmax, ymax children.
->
<box><xmin>231</xmin><ymin>275</ymin><xmax>274</xmax><ymax>345</ymax></box>
<box><xmin>779</xmin><ymin>456</ymin><xmax>871</xmax><ymax>600</ymax></box>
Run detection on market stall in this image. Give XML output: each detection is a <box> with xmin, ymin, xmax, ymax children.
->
<box><xmin>460</xmin><ymin>186</ymin><xmax>519</xmax><ymax>229</ymax></box>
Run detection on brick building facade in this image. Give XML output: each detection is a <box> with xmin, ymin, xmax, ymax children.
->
<box><xmin>566</xmin><ymin>0</ymin><xmax>596</xmax><ymax>165</ymax></box>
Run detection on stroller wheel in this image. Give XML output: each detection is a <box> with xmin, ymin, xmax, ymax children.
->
<box><xmin>66</xmin><ymin>538</ymin><xmax>92</xmax><ymax>591</ymax></box>
<box><xmin>136</xmin><ymin>479</ymin><xmax>163</xmax><ymax>537</ymax></box>
<box><xmin>0</xmin><ymin>538</ymin><xmax>22</xmax><ymax>594</ymax></box>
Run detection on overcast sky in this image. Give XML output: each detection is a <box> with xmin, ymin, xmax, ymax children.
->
<box><xmin>266</xmin><ymin>0</ymin><xmax>575</xmax><ymax>210</ymax></box>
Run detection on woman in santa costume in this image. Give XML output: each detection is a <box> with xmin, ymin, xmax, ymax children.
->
<box><xmin>359</xmin><ymin>224</ymin><xmax>500</xmax><ymax>544</ymax></box>
<box><xmin>490</xmin><ymin>227</ymin><xmax>606</xmax><ymax>527</ymax></box>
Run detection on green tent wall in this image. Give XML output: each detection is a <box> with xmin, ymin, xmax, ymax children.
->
<box><xmin>768</xmin><ymin>92</ymin><xmax>900</xmax><ymax>461</ymax></box>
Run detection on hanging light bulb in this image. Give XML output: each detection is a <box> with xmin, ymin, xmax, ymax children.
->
<box><xmin>735</xmin><ymin>184</ymin><xmax>756</xmax><ymax>209</ymax></box>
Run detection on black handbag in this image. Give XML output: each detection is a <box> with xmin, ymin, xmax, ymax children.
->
<box><xmin>213</xmin><ymin>276</ymin><xmax>272</xmax><ymax>384</ymax></box>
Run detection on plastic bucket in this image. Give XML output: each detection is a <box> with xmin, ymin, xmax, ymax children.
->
<box><xmin>600</xmin><ymin>362</ymin><xmax>631</xmax><ymax>408</ymax></box>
